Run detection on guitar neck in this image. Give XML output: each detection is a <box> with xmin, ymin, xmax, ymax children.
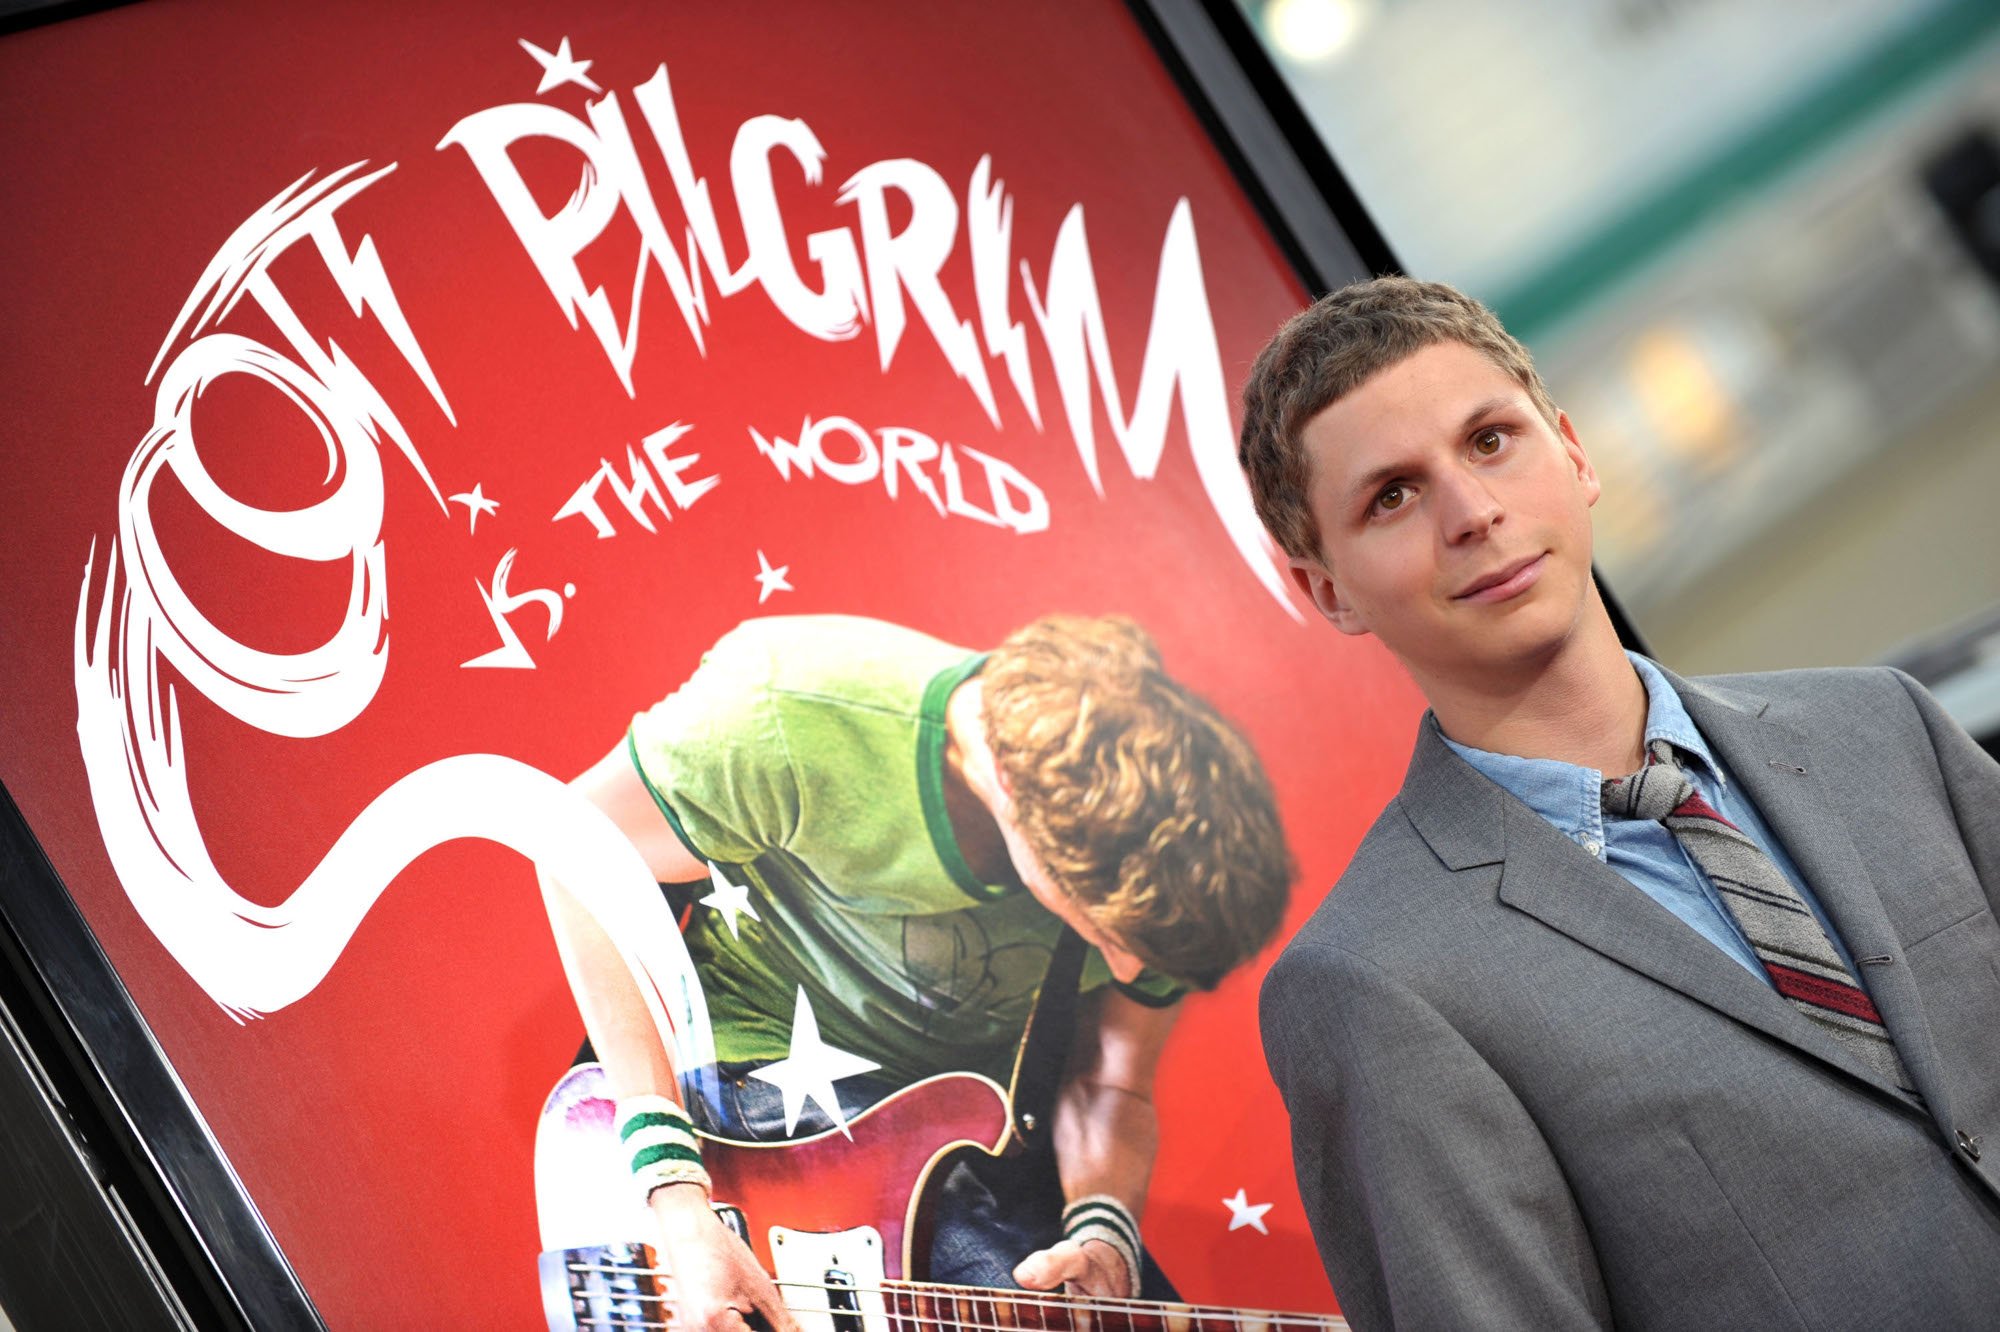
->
<box><xmin>865</xmin><ymin>1279</ymin><xmax>1346</xmax><ymax>1332</ymax></box>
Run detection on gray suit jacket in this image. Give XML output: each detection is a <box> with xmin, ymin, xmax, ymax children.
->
<box><xmin>1261</xmin><ymin>666</ymin><xmax>2000</xmax><ymax>1330</ymax></box>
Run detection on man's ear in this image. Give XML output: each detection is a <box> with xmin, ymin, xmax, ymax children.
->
<box><xmin>1288</xmin><ymin>556</ymin><xmax>1371</xmax><ymax>637</ymax></box>
<box><xmin>1557</xmin><ymin>410</ymin><xmax>1601</xmax><ymax>508</ymax></box>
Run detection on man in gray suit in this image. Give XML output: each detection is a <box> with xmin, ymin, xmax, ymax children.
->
<box><xmin>1240</xmin><ymin>277</ymin><xmax>2000</xmax><ymax>1329</ymax></box>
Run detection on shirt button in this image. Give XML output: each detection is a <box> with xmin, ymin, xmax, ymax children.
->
<box><xmin>1581</xmin><ymin>838</ymin><xmax>1603</xmax><ymax>857</ymax></box>
<box><xmin>1957</xmin><ymin>1130</ymin><xmax>1983</xmax><ymax>1162</ymax></box>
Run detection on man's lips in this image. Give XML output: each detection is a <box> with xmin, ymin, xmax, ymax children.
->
<box><xmin>1453</xmin><ymin>553</ymin><xmax>1546</xmax><ymax>603</ymax></box>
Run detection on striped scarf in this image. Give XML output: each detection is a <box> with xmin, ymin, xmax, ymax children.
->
<box><xmin>1602</xmin><ymin>739</ymin><xmax>1913</xmax><ymax>1093</ymax></box>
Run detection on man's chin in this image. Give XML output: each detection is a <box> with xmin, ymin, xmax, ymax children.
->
<box><xmin>1417</xmin><ymin>617</ymin><xmax>1580</xmax><ymax>687</ymax></box>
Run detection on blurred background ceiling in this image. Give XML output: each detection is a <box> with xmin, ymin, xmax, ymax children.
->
<box><xmin>1237</xmin><ymin>0</ymin><xmax>2000</xmax><ymax>743</ymax></box>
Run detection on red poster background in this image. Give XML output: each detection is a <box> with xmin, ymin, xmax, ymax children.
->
<box><xmin>0</xmin><ymin>3</ymin><xmax>1425</xmax><ymax>1325</ymax></box>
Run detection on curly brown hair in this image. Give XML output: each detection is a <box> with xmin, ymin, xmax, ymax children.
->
<box><xmin>1239</xmin><ymin>276</ymin><xmax>1558</xmax><ymax>560</ymax></box>
<box><xmin>979</xmin><ymin>615</ymin><xmax>1292</xmax><ymax>989</ymax></box>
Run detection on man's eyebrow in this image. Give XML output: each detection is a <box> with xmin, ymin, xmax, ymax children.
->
<box><xmin>1458</xmin><ymin>395</ymin><xmax>1518</xmax><ymax>433</ymax></box>
<box><xmin>1343</xmin><ymin>458</ymin><xmax>1416</xmax><ymax>512</ymax></box>
<box><xmin>1338</xmin><ymin>397</ymin><xmax>1524</xmax><ymax>512</ymax></box>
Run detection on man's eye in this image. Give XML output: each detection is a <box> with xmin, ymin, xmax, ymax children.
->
<box><xmin>1375</xmin><ymin>484</ymin><xmax>1407</xmax><ymax>512</ymax></box>
<box><xmin>1472</xmin><ymin>428</ymin><xmax>1506</xmax><ymax>455</ymax></box>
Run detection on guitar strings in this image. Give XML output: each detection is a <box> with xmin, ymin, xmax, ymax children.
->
<box><xmin>562</xmin><ymin>1263</ymin><xmax>1344</xmax><ymax>1330</ymax></box>
<box><xmin>764</xmin><ymin>1280</ymin><xmax>1344</xmax><ymax>1320</ymax></box>
<box><xmin>576</xmin><ymin>1304</ymin><xmax>1328</xmax><ymax>1328</ymax></box>
<box><xmin>563</xmin><ymin>1260</ymin><xmax>1339</xmax><ymax>1322</ymax></box>
<box><xmin>775</xmin><ymin>1302</ymin><xmax>1338</xmax><ymax>1330</ymax></box>
<box><xmin>576</xmin><ymin>1311</ymin><xmax>1344</xmax><ymax>1332</ymax></box>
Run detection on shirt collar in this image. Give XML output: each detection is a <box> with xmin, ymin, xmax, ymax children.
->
<box><xmin>1628</xmin><ymin>652</ymin><xmax>1723</xmax><ymax>787</ymax></box>
<box><xmin>917</xmin><ymin>652</ymin><xmax>1017</xmax><ymax>901</ymax></box>
<box><xmin>1436</xmin><ymin>653</ymin><xmax>1721</xmax><ymax>848</ymax></box>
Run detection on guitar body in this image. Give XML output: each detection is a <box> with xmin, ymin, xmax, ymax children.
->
<box><xmin>534</xmin><ymin>1061</ymin><xmax>1011</xmax><ymax>1277</ymax></box>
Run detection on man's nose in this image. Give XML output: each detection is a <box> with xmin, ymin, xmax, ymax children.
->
<box><xmin>1439</xmin><ymin>471</ymin><xmax>1503</xmax><ymax>543</ymax></box>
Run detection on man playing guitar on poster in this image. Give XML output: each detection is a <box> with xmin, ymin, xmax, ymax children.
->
<box><xmin>539</xmin><ymin>612</ymin><xmax>1294</xmax><ymax>1329</ymax></box>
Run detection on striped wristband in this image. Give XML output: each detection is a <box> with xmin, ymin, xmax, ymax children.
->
<box><xmin>1061</xmin><ymin>1194</ymin><xmax>1141</xmax><ymax>1297</ymax></box>
<box><xmin>614</xmin><ymin>1094</ymin><xmax>711</xmax><ymax>1201</ymax></box>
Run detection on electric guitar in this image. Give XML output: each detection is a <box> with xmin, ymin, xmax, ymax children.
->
<box><xmin>534</xmin><ymin>1062</ymin><xmax>1347</xmax><ymax>1332</ymax></box>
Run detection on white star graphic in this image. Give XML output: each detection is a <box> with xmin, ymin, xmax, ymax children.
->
<box><xmin>753</xmin><ymin>550</ymin><xmax>793</xmax><ymax>604</ymax></box>
<box><xmin>518</xmin><ymin>36</ymin><xmax>602</xmax><ymax>95</ymax></box>
<box><xmin>447</xmin><ymin>482</ymin><xmax>500</xmax><ymax>534</ymax></box>
<box><xmin>748</xmin><ymin>988</ymin><xmax>881</xmax><ymax>1139</ymax></box>
<box><xmin>1223</xmin><ymin>1188</ymin><xmax>1273</xmax><ymax>1234</ymax></box>
<box><xmin>698</xmin><ymin>863</ymin><xmax>761</xmax><ymax>941</ymax></box>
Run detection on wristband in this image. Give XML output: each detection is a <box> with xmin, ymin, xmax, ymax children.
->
<box><xmin>1060</xmin><ymin>1193</ymin><xmax>1141</xmax><ymax>1297</ymax></box>
<box><xmin>614</xmin><ymin>1094</ymin><xmax>711</xmax><ymax>1201</ymax></box>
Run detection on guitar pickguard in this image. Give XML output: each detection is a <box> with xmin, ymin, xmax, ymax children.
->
<box><xmin>768</xmin><ymin>1226</ymin><xmax>889</xmax><ymax>1332</ymax></box>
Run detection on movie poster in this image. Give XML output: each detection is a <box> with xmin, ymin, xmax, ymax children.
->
<box><xmin>0</xmin><ymin>3</ymin><xmax>1426</xmax><ymax>1325</ymax></box>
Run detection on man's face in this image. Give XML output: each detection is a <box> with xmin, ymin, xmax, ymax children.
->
<box><xmin>1288</xmin><ymin>340</ymin><xmax>1601</xmax><ymax>685</ymax></box>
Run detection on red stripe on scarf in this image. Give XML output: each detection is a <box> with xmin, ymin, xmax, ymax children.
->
<box><xmin>1767</xmin><ymin>962</ymin><xmax>1884</xmax><ymax>1024</ymax></box>
<box><xmin>1670</xmin><ymin>790</ymin><xmax>1736</xmax><ymax>829</ymax></box>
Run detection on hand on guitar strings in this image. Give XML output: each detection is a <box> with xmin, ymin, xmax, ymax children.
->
<box><xmin>1012</xmin><ymin>1236</ymin><xmax>1135</xmax><ymax>1299</ymax></box>
<box><xmin>653</xmin><ymin>1181</ymin><xmax>803</xmax><ymax>1332</ymax></box>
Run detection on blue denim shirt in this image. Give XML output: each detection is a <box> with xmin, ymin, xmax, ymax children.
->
<box><xmin>1440</xmin><ymin>654</ymin><xmax>1857</xmax><ymax>985</ymax></box>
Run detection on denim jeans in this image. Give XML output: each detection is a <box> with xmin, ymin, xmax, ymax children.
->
<box><xmin>692</xmin><ymin>1061</ymin><xmax>1178</xmax><ymax>1297</ymax></box>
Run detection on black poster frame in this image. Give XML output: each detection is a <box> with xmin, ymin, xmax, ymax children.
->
<box><xmin>0</xmin><ymin>3</ymin><xmax>1633</xmax><ymax>1326</ymax></box>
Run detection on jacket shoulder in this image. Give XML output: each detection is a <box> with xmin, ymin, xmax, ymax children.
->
<box><xmin>1694</xmin><ymin>662</ymin><xmax>1923</xmax><ymax>710</ymax></box>
<box><xmin>1272</xmin><ymin>794</ymin><xmax>1468</xmax><ymax>976</ymax></box>
<box><xmin>1692</xmin><ymin>664</ymin><xmax>1935</xmax><ymax>739</ymax></box>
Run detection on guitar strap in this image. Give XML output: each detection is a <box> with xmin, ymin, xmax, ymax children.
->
<box><xmin>999</xmin><ymin>925</ymin><xmax>1088</xmax><ymax>1156</ymax></box>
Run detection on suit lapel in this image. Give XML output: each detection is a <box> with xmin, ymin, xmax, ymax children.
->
<box><xmin>1670</xmin><ymin>671</ymin><xmax>1952</xmax><ymax>1117</ymax></box>
<box><xmin>1402</xmin><ymin>724</ymin><xmax>1779</xmax><ymax>1035</ymax></box>
<box><xmin>1401</xmin><ymin>707</ymin><xmax>1937</xmax><ymax>1114</ymax></box>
